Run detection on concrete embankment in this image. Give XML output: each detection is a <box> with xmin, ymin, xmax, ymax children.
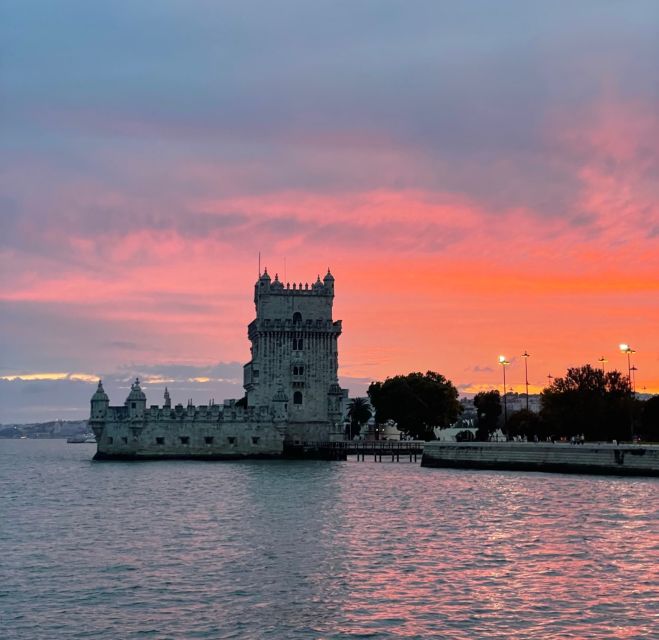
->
<box><xmin>421</xmin><ymin>442</ymin><xmax>659</xmax><ymax>477</ymax></box>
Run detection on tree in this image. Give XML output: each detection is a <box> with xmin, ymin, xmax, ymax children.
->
<box><xmin>507</xmin><ymin>409</ymin><xmax>543</xmax><ymax>440</ymax></box>
<box><xmin>473</xmin><ymin>390</ymin><xmax>501</xmax><ymax>441</ymax></box>
<box><xmin>540</xmin><ymin>364</ymin><xmax>633</xmax><ymax>441</ymax></box>
<box><xmin>639</xmin><ymin>396</ymin><xmax>659</xmax><ymax>441</ymax></box>
<box><xmin>367</xmin><ymin>371</ymin><xmax>461</xmax><ymax>440</ymax></box>
<box><xmin>346</xmin><ymin>397</ymin><xmax>372</xmax><ymax>439</ymax></box>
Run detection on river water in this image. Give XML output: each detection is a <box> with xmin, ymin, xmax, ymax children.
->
<box><xmin>1</xmin><ymin>440</ymin><xmax>657</xmax><ymax>639</ymax></box>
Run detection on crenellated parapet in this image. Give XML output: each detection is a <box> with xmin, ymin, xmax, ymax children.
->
<box><xmin>255</xmin><ymin>269</ymin><xmax>335</xmax><ymax>301</ymax></box>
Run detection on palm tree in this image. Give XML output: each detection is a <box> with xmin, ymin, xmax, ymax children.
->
<box><xmin>347</xmin><ymin>397</ymin><xmax>372</xmax><ymax>439</ymax></box>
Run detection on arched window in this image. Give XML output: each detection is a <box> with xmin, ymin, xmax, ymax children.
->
<box><xmin>293</xmin><ymin>312</ymin><xmax>302</xmax><ymax>324</ymax></box>
<box><xmin>292</xmin><ymin>337</ymin><xmax>304</xmax><ymax>350</ymax></box>
<box><xmin>293</xmin><ymin>391</ymin><xmax>303</xmax><ymax>405</ymax></box>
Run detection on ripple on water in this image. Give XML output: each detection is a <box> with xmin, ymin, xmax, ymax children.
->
<box><xmin>1</xmin><ymin>441</ymin><xmax>658</xmax><ymax>639</ymax></box>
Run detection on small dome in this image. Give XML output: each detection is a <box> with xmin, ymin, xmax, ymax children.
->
<box><xmin>323</xmin><ymin>268</ymin><xmax>334</xmax><ymax>282</ymax></box>
<box><xmin>91</xmin><ymin>380</ymin><xmax>109</xmax><ymax>402</ymax></box>
<box><xmin>260</xmin><ymin>268</ymin><xmax>271</xmax><ymax>282</ymax></box>
<box><xmin>328</xmin><ymin>382</ymin><xmax>342</xmax><ymax>395</ymax></box>
<box><xmin>126</xmin><ymin>378</ymin><xmax>146</xmax><ymax>402</ymax></box>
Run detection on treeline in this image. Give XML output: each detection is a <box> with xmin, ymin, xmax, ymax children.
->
<box><xmin>361</xmin><ymin>366</ymin><xmax>659</xmax><ymax>442</ymax></box>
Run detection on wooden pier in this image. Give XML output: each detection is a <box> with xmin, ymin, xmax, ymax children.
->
<box><xmin>285</xmin><ymin>440</ymin><xmax>425</xmax><ymax>462</ymax></box>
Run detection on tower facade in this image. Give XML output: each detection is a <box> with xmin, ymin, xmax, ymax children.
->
<box><xmin>243</xmin><ymin>269</ymin><xmax>343</xmax><ymax>441</ymax></box>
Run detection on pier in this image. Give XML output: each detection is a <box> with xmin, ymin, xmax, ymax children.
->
<box><xmin>285</xmin><ymin>440</ymin><xmax>425</xmax><ymax>461</ymax></box>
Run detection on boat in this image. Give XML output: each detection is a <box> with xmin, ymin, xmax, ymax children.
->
<box><xmin>67</xmin><ymin>433</ymin><xmax>97</xmax><ymax>443</ymax></box>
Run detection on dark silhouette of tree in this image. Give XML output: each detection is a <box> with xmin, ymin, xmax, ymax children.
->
<box><xmin>639</xmin><ymin>396</ymin><xmax>659</xmax><ymax>441</ymax></box>
<box><xmin>507</xmin><ymin>409</ymin><xmax>543</xmax><ymax>440</ymax></box>
<box><xmin>346</xmin><ymin>397</ymin><xmax>372</xmax><ymax>439</ymax></box>
<box><xmin>540</xmin><ymin>365</ymin><xmax>633</xmax><ymax>441</ymax></box>
<box><xmin>473</xmin><ymin>390</ymin><xmax>502</xmax><ymax>440</ymax></box>
<box><xmin>367</xmin><ymin>371</ymin><xmax>461</xmax><ymax>440</ymax></box>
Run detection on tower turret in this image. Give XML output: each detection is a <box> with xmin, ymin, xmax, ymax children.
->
<box><xmin>90</xmin><ymin>380</ymin><xmax>109</xmax><ymax>421</ymax></box>
<box><xmin>125</xmin><ymin>378</ymin><xmax>146</xmax><ymax>420</ymax></box>
<box><xmin>323</xmin><ymin>268</ymin><xmax>335</xmax><ymax>295</ymax></box>
<box><xmin>164</xmin><ymin>387</ymin><xmax>171</xmax><ymax>409</ymax></box>
<box><xmin>254</xmin><ymin>268</ymin><xmax>272</xmax><ymax>303</ymax></box>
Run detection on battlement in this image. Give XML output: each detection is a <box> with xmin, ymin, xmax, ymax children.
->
<box><xmin>255</xmin><ymin>268</ymin><xmax>335</xmax><ymax>301</ymax></box>
<box><xmin>248</xmin><ymin>317</ymin><xmax>341</xmax><ymax>335</ymax></box>
<box><xmin>104</xmin><ymin>400</ymin><xmax>250</xmax><ymax>423</ymax></box>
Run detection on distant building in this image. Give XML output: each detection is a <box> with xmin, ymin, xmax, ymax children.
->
<box><xmin>90</xmin><ymin>269</ymin><xmax>345</xmax><ymax>459</ymax></box>
<box><xmin>502</xmin><ymin>393</ymin><xmax>542</xmax><ymax>414</ymax></box>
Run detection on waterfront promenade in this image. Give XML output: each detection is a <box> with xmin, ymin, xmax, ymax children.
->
<box><xmin>422</xmin><ymin>441</ymin><xmax>659</xmax><ymax>476</ymax></box>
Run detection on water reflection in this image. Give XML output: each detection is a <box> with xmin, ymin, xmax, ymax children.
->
<box><xmin>1</xmin><ymin>441</ymin><xmax>657</xmax><ymax>639</ymax></box>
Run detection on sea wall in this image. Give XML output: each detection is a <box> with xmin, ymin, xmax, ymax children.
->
<box><xmin>421</xmin><ymin>442</ymin><xmax>659</xmax><ymax>477</ymax></box>
<box><xmin>92</xmin><ymin>421</ymin><xmax>284</xmax><ymax>460</ymax></box>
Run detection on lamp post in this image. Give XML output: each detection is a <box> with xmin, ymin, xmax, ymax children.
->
<box><xmin>619</xmin><ymin>343</ymin><xmax>636</xmax><ymax>441</ymax></box>
<box><xmin>498</xmin><ymin>355</ymin><xmax>510</xmax><ymax>433</ymax></box>
<box><xmin>598</xmin><ymin>356</ymin><xmax>607</xmax><ymax>372</ymax></box>
<box><xmin>619</xmin><ymin>344</ymin><xmax>636</xmax><ymax>393</ymax></box>
<box><xmin>521</xmin><ymin>351</ymin><xmax>530</xmax><ymax>412</ymax></box>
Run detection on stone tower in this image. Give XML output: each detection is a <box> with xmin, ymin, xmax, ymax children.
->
<box><xmin>243</xmin><ymin>269</ymin><xmax>343</xmax><ymax>442</ymax></box>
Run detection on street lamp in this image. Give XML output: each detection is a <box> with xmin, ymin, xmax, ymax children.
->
<box><xmin>598</xmin><ymin>356</ymin><xmax>607</xmax><ymax>372</ymax></box>
<box><xmin>619</xmin><ymin>344</ymin><xmax>636</xmax><ymax>393</ymax></box>
<box><xmin>521</xmin><ymin>351</ymin><xmax>530</xmax><ymax>412</ymax></box>
<box><xmin>498</xmin><ymin>355</ymin><xmax>510</xmax><ymax>432</ymax></box>
<box><xmin>619</xmin><ymin>343</ymin><xmax>636</xmax><ymax>442</ymax></box>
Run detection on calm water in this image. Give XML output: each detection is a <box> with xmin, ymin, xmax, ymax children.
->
<box><xmin>1</xmin><ymin>440</ymin><xmax>657</xmax><ymax>639</ymax></box>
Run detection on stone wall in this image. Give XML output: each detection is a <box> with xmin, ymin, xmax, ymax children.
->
<box><xmin>93</xmin><ymin>420</ymin><xmax>283</xmax><ymax>460</ymax></box>
<box><xmin>421</xmin><ymin>442</ymin><xmax>659</xmax><ymax>476</ymax></box>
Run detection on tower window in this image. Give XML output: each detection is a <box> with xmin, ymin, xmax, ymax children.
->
<box><xmin>180</xmin><ymin>436</ymin><xmax>189</xmax><ymax>445</ymax></box>
<box><xmin>131</xmin><ymin>402</ymin><xmax>136</xmax><ymax>409</ymax></box>
<box><xmin>205</xmin><ymin>436</ymin><xmax>214</xmax><ymax>445</ymax></box>
<box><xmin>293</xmin><ymin>338</ymin><xmax>304</xmax><ymax>350</ymax></box>
<box><xmin>294</xmin><ymin>391</ymin><xmax>303</xmax><ymax>405</ymax></box>
<box><xmin>293</xmin><ymin>312</ymin><xmax>302</xmax><ymax>324</ymax></box>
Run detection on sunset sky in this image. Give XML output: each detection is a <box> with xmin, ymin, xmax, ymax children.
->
<box><xmin>2</xmin><ymin>1</ymin><xmax>658</xmax><ymax>423</ymax></box>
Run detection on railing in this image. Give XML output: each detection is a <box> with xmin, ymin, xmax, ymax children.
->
<box><xmin>313</xmin><ymin>440</ymin><xmax>425</xmax><ymax>451</ymax></box>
